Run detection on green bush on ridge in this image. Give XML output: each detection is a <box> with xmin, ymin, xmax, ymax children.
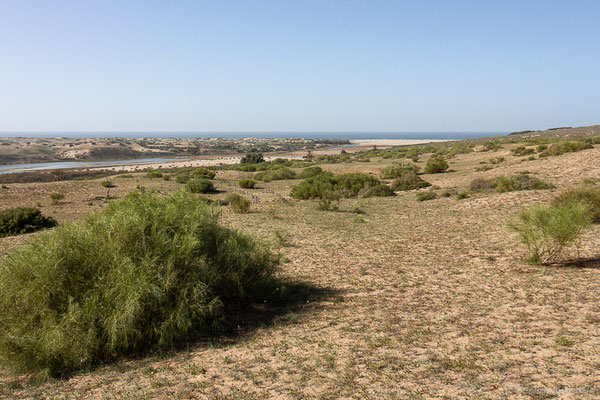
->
<box><xmin>0</xmin><ymin>191</ymin><xmax>278</xmax><ymax>377</ymax></box>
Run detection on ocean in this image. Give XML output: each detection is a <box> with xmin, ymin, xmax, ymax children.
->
<box><xmin>0</xmin><ymin>132</ymin><xmax>504</xmax><ymax>140</ymax></box>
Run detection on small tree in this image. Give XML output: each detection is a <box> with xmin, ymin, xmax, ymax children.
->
<box><xmin>101</xmin><ymin>180</ymin><xmax>116</xmax><ymax>199</ymax></box>
<box><xmin>240</xmin><ymin>153</ymin><xmax>265</xmax><ymax>164</ymax></box>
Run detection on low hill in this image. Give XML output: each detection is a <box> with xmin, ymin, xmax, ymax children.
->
<box><xmin>509</xmin><ymin>124</ymin><xmax>600</xmax><ymax>139</ymax></box>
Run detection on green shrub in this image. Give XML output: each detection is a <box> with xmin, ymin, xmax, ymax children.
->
<box><xmin>116</xmin><ymin>174</ymin><xmax>134</xmax><ymax>179</ymax></box>
<box><xmin>0</xmin><ymin>208</ymin><xmax>57</xmax><ymax>238</ymax></box>
<box><xmin>390</xmin><ymin>172</ymin><xmax>431</xmax><ymax>191</ymax></box>
<box><xmin>50</xmin><ymin>193</ymin><xmax>65</xmax><ymax>204</ymax></box>
<box><xmin>511</xmin><ymin>146</ymin><xmax>535</xmax><ymax>156</ymax></box>
<box><xmin>539</xmin><ymin>141</ymin><xmax>593</xmax><ymax>157</ymax></box>
<box><xmin>298</xmin><ymin>166</ymin><xmax>324</xmax><ymax>179</ymax></box>
<box><xmin>492</xmin><ymin>176</ymin><xmax>517</xmax><ymax>193</ymax></box>
<box><xmin>175</xmin><ymin>174</ymin><xmax>191</xmax><ymax>184</ymax></box>
<box><xmin>146</xmin><ymin>171</ymin><xmax>163</xmax><ymax>178</ymax></box>
<box><xmin>317</xmin><ymin>192</ymin><xmax>340</xmax><ymax>211</ymax></box>
<box><xmin>416</xmin><ymin>192</ymin><xmax>437</xmax><ymax>201</ymax></box>
<box><xmin>578</xmin><ymin>136</ymin><xmax>600</xmax><ymax>145</ymax></box>
<box><xmin>186</xmin><ymin>178</ymin><xmax>215</xmax><ymax>194</ymax></box>
<box><xmin>380</xmin><ymin>162</ymin><xmax>419</xmax><ymax>179</ymax></box>
<box><xmin>425</xmin><ymin>156</ymin><xmax>449</xmax><ymax>174</ymax></box>
<box><xmin>224</xmin><ymin>194</ymin><xmax>251</xmax><ymax>213</ymax></box>
<box><xmin>335</xmin><ymin>173</ymin><xmax>388</xmax><ymax>197</ymax></box>
<box><xmin>240</xmin><ymin>153</ymin><xmax>265</xmax><ymax>164</ymax></box>
<box><xmin>470</xmin><ymin>178</ymin><xmax>494</xmax><ymax>192</ymax></box>
<box><xmin>456</xmin><ymin>191</ymin><xmax>469</xmax><ymax>200</ymax></box>
<box><xmin>192</xmin><ymin>168</ymin><xmax>216</xmax><ymax>179</ymax></box>
<box><xmin>291</xmin><ymin>173</ymin><xmax>392</xmax><ymax>199</ymax></box>
<box><xmin>254</xmin><ymin>167</ymin><xmax>297</xmax><ymax>182</ymax></box>
<box><xmin>470</xmin><ymin>175</ymin><xmax>553</xmax><ymax>193</ymax></box>
<box><xmin>511</xmin><ymin>201</ymin><xmax>591</xmax><ymax>264</ymax></box>
<box><xmin>357</xmin><ymin>184</ymin><xmax>395</xmax><ymax>198</ymax></box>
<box><xmin>237</xmin><ymin>164</ymin><xmax>257</xmax><ymax>172</ymax></box>
<box><xmin>0</xmin><ymin>191</ymin><xmax>278</xmax><ymax>377</ymax></box>
<box><xmin>483</xmin><ymin>141</ymin><xmax>502</xmax><ymax>151</ymax></box>
<box><xmin>553</xmin><ymin>186</ymin><xmax>600</xmax><ymax>223</ymax></box>
<box><xmin>238</xmin><ymin>179</ymin><xmax>256</xmax><ymax>189</ymax></box>
<box><xmin>493</xmin><ymin>175</ymin><xmax>554</xmax><ymax>193</ymax></box>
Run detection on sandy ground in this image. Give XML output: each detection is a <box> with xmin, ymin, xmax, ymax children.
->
<box><xmin>2</xmin><ymin>140</ymin><xmax>600</xmax><ymax>399</ymax></box>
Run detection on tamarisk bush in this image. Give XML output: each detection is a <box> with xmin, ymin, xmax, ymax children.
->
<box><xmin>0</xmin><ymin>190</ymin><xmax>278</xmax><ymax>377</ymax></box>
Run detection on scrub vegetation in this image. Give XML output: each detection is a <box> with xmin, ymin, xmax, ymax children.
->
<box><xmin>1</xmin><ymin>126</ymin><xmax>600</xmax><ymax>398</ymax></box>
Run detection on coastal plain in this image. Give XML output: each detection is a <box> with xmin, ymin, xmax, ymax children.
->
<box><xmin>1</xmin><ymin>128</ymin><xmax>600</xmax><ymax>399</ymax></box>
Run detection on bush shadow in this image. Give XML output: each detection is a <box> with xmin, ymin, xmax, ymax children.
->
<box><xmin>220</xmin><ymin>280</ymin><xmax>343</xmax><ymax>338</ymax></box>
<box><xmin>552</xmin><ymin>256</ymin><xmax>600</xmax><ymax>270</ymax></box>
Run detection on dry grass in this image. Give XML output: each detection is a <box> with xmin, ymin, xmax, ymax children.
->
<box><xmin>1</xmin><ymin>142</ymin><xmax>600</xmax><ymax>399</ymax></box>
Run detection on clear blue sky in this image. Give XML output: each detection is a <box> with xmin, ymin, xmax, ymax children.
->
<box><xmin>0</xmin><ymin>0</ymin><xmax>598</xmax><ymax>133</ymax></box>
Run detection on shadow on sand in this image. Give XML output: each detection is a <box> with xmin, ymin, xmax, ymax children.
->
<box><xmin>553</xmin><ymin>256</ymin><xmax>600</xmax><ymax>270</ymax></box>
<box><xmin>221</xmin><ymin>280</ymin><xmax>342</xmax><ymax>338</ymax></box>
